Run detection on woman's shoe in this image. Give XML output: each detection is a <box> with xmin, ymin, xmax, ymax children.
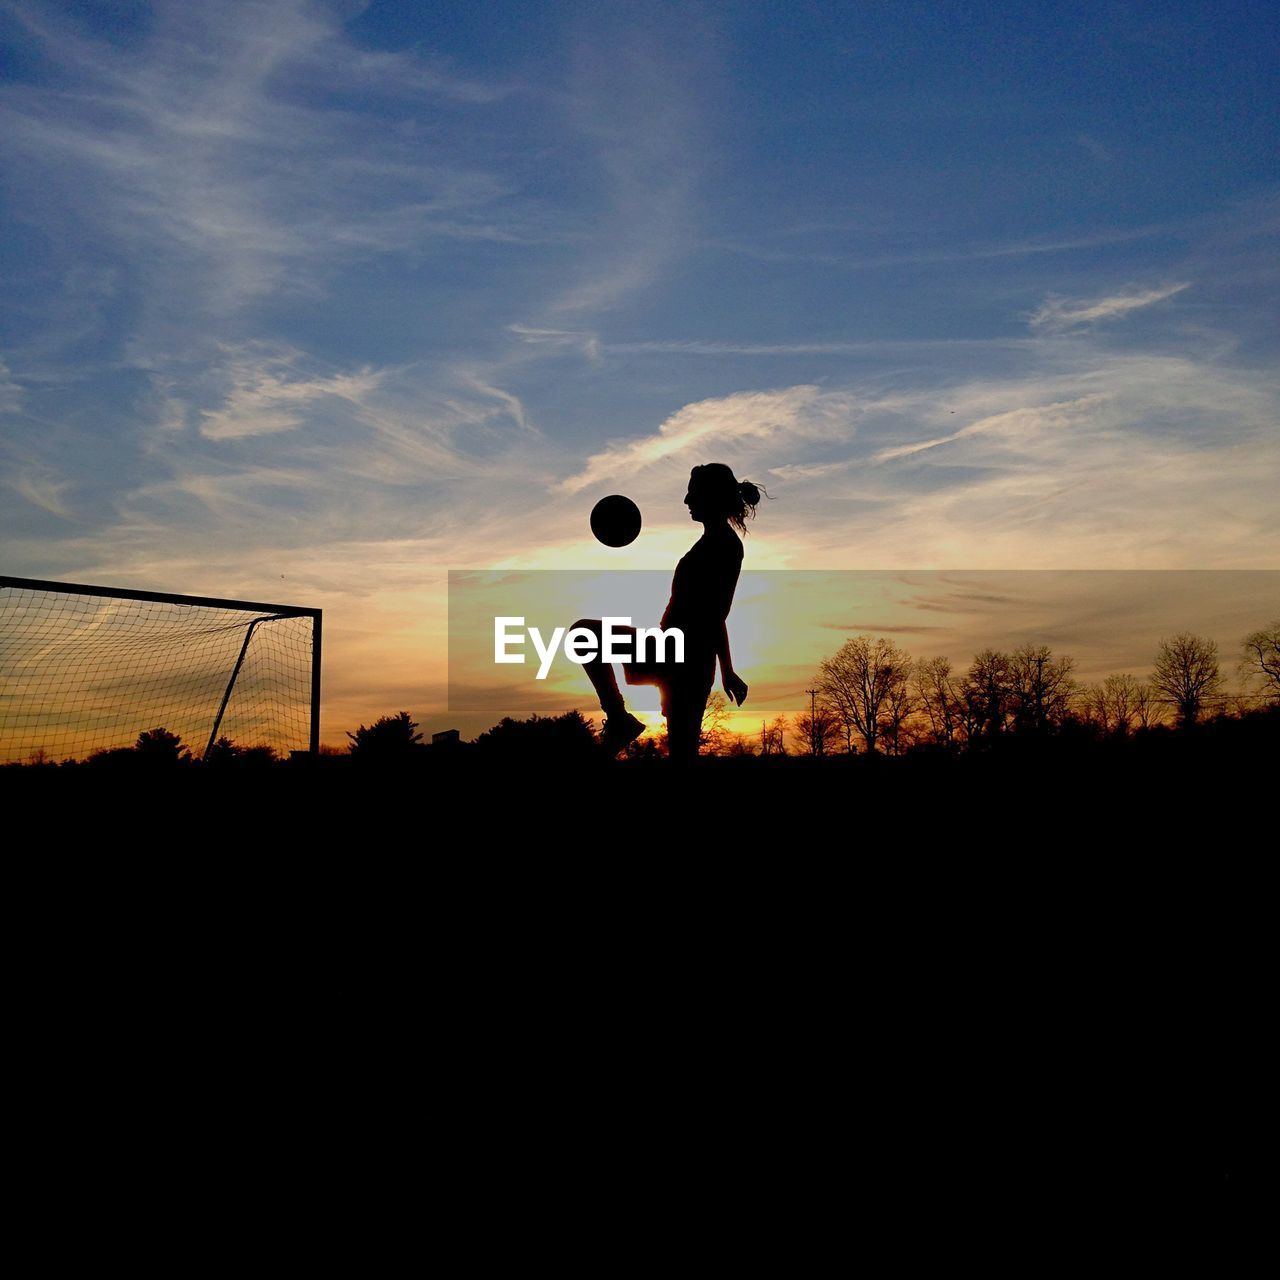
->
<box><xmin>600</xmin><ymin>711</ymin><xmax>646</xmax><ymax>757</ymax></box>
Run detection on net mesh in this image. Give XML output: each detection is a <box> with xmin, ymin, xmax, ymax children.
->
<box><xmin>0</xmin><ymin>582</ymin><xmax>316</xmax><ymax>763</ymax></box>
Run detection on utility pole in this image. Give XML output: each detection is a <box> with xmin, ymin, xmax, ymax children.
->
<box><xmin>806</xmin><ymin>687</ymin><xmax>818</xmax><ymax>757</ymax></box>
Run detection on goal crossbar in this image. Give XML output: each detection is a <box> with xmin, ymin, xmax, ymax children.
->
<box><xmin>1</xmin><ymin>575</ymin><xmax>321</xmax><ymax>619</ymax></box>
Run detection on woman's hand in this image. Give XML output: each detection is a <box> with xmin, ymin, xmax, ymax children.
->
<box><xmin>723</xmin><ymin>670</ymin><xmax>749</xmax><ymax>706</ymax></box>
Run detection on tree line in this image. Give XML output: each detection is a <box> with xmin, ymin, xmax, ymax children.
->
<box><xmin>8</xmin><ymin>622</ymin><xmax>1276</xmax><ymax>767</ymax></box>
<box><xmin>752</xmin><ymin>621</ymin><xmax>1280</xmax><ymax>758</ymax></box>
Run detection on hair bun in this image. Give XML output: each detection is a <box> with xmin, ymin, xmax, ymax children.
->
<box><xmin>738</xmin><ymin>480</ymin><xmax>761</xmax><ymax>506</ymax></box>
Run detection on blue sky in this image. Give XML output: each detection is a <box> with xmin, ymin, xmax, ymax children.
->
<box><xmin>2</xmin><ymin>0</ymin><xmax>1277</xmax><ymax>731</ymax></box>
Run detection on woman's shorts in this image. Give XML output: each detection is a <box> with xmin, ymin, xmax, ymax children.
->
<box><xmin>623</xmin><ymin>639</ymin><xmax>716</xmax><ymax>719</ymax></box>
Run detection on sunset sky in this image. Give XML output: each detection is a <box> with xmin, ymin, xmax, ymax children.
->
<box><xmin>2</xmin><ymin>1</ymin><xmax>1277</xmax><ymax>744</ymax></box>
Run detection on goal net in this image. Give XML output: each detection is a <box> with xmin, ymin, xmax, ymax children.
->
<box><xmin>0</xmin><ymin>576</ymin><xmax>321</xmax><ymax>764</ymax></box>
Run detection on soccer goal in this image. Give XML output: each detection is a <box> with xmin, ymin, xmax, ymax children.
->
<box><xmin>0</xmin><ymin>575</ymin><xmax>321</xmax><ymax>764</ymax></box>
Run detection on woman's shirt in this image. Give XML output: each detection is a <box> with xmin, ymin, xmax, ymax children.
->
<box><xmin>659</xmin><ymin>530</ymin><xmax>744</xmax><ymax>640</ymax></box>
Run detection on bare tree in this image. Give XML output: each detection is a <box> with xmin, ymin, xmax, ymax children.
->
<box><xmin>1218</xmin><ymin>691</ymin><xmax>1256</xmax><ymax>718</ymax></box>
<box><xmin>1152</xmin><ymin>633</ymin><xmax>1223</xmax><ymax>728</ymax></box>
<box><xmin>1240</xmin><ymin>621</ymin><xmax>1280</xmax><ymax>705</ymax></box>
<box><xmin>1007</xmin><ymin>643</ymin><xmax>1076</xmax><ymax>734</ymax></box>
<box><xmin>1089</xmin><ymin>672</ymin><xmax>1143</xmax><ymax>735</ymax></box>
<box><xmin>795</xmin><ymin>704</ymin><xmax>843</xmax><ymax>756</ymax></box>
<box><xmin>831</xmin><ymin>700</ymin><xmax>858</xmax><ymax>754</ymax></box>
<box><xmin>760</xmin><ymin>715</ymin><xmax>789</xmax><ymax>756</ymax></box>
<box><xmin>880</xmin><ymin>677</ymin><xmax>917</xmax><ymax>755</ymax></box>
<box><xmin>701</xmin><ymin>692</ymin><xmax>733</xmax><ymax>755</ymax></box>
<box><xmin>913</xmin><ymin>656</ymin><xmax>964</xmax><ymax>746</ymax></box>
<box><xmin>816</xmin><ymin>635</ymin><xmax>914</xmax><ymax>755</ymax></box>
<box><xmin>962</xmin><ymin>649</ymin><xmax>1013</xmax><ymax>741</ymax></box>
<box><xmin>1078</xmin><ymin>683</ymin><xmax>1103</xmax><ymax>729</ymax></box>
<box><xmin>1133</xmin><ymin>681</ymin><xmax>1165</xmax><ymax>730</ymax></box>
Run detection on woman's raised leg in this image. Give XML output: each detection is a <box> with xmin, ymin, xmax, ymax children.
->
<box><xmin>570</xmin><ymin>618</ymin><xmax>633</xmax><ymax>716</ymax></box>
<box><xmin>570</xmin><ymin>619</ymin><xmax>646</xmax><ymax>754</ymax></box>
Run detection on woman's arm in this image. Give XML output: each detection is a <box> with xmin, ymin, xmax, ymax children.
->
<box><xmin>717</xmin><ymin>619</ymin><xmax>748</xmax><ymax>705</ymax></box>
<box><xmin>715</xmin><ymin>558</ymin><xmax>748</xmax><ymax>705</ymax></box>
<box><xmin>716</xmin><ymin>617</ymin><xmax>733</xmax><ymax>677</ymax></box>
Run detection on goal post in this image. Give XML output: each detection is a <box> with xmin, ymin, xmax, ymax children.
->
<box><xmin>0</xmin><ymin>575</ymin><xmax>321</xmax><ymax>764</ymax></box>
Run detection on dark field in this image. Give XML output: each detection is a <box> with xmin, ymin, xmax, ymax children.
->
<box><xmin>5</xmin><ymin>714</ymin><xmax>1268</xmax><ymax>1221</ymax></box>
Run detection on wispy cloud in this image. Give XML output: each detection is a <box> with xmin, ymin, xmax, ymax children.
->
<box><xmin>557</xmin><ymin>386</ymin><xmax>857</xmax><ymax>495</ymax></box>
<box><xmin>708</xmin><ymin>225</ymin><xmax>1167</xmax><ymax>271</ymax></box>
<box><xmin>1075</xmin><ymin>134</ymin><xmax>1113</xmax><ymax>164</ymax></box>
<box><xmin>507</xmin><ymin>324</ymin><xmax>602</xmax><ymax>362</ymax></box>
<box><xmin>0</xmin><ymin>0</ymin><xmax>528</xmax><ymax>341</ymax></box>
<box><xmin>534</xmin><ymin>10</ymin><xmax>719</xmax><ymax>318</ymax></box>
<box><xmin>0</xmin><ymin>359</ymin><xmax>22</xmax><ymax>413</ymax></box>
<box><xmin>872</xmin><ymin>395</ymin><xmax>1108</xmax><ymax>461</ymax></box>
<box><xmin>199</xmin><ymin>347</ymin><xmax>383</xmax><ymax>440</ymax></box>
<box><xmin>13</xmin><ymin>465</ymin><xmax>73</xmax><ymax>519</ymax></box>
<box><xmin>605</xmin><ymin>338</ymin><xmax>1036</xmax><ymax>357</ymax></box>
<box><xmin>767</xmin><ymin>460</ymin><xmax>857</xmax><ymax>482</ymax></box>
<box><xmin>1029</xmin><ymin>282</ymin><xmax>1191</xmax><ymax>331</ymax></box>
<box><xmin>772</xmin><ymin>353</ymin><xmax>1280</xmax><ymax>570</ymax></box>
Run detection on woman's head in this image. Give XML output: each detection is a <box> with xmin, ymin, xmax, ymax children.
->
<box><xmin>685</xmin><ymin>463</ymin><xmax>764</xmax><ymax>533</ymax></box>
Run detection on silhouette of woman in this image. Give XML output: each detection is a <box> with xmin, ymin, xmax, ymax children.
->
<box><xmin>573</xmin><ymin>464</ymin><xmax>762</xmax><ymax>762</ymax></box>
